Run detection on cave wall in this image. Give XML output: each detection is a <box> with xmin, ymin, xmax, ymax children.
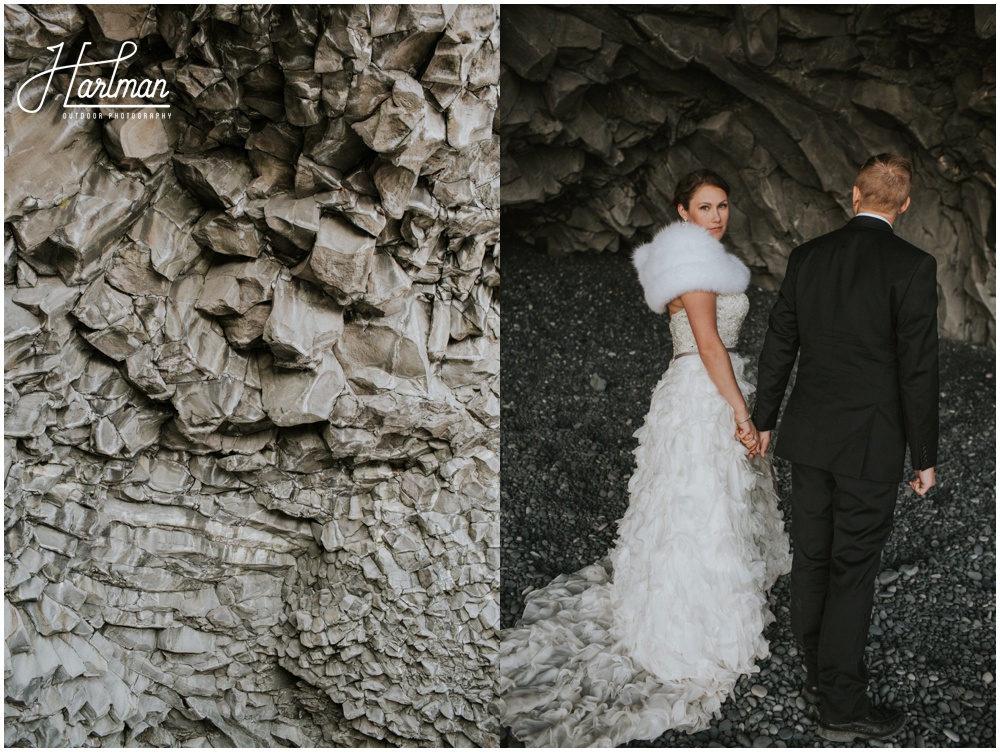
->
<box><xmin>500</xmin><ymin>4</ymin><xmax>995</xmax><ymax>344</ymax></box>
<box><xmin>5</xmin><ymin>4</ymin><xmax>498</xmax><ymax>747</ymax></box>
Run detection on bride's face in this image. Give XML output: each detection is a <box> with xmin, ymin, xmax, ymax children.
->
<box><xmin>677</xmin><ymin>185</ymin><xmax>729</xmax><ymax>240</ymax></box>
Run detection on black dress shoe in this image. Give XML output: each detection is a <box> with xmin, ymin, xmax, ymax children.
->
<box><xmin>801</xmin><ymin>684</ymin><xmax>820</xmax><ymax>704</ymax></box>
<box><xmin>818</xmin><ymin>706</ymin><xmax>905</xmax><ymax>742</ymax></box>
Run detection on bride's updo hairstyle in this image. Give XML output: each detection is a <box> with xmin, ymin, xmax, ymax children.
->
<box><xmin>673</xmin><ymin>170</ymin><xmax>730</xmax><ymax>213</ymax></box>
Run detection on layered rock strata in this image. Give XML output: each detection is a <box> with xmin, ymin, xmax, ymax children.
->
<box><xmin>500</xmin><ymin>4</ymin><xmax>995</xmax><ymax>343</ymax></box>
<box><xmin>5</xmin><ymin>4</ymin><xmax>499</xmax><ymax>747</ymax></box>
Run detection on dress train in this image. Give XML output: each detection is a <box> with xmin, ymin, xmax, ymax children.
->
<box><xmin>500</xmin><ymin>353</ymin><xmax>792</xmax><ymax>747</ymax></box>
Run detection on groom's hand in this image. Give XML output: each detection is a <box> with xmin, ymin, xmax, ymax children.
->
<box><xmin>758</xmin><ymin>431</ymin><xmax>771</xmax><ymax>457</ymax></box>
<box><xmin>909</xmin><ymin>467</ymin><xmax>936</xmax><ymax>496</ymax></box>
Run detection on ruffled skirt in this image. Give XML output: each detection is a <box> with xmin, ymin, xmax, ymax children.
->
<box><xmin>500</xmin><ymin>354</ymin><xmax>792</xmax><ymax>747</ymax></box>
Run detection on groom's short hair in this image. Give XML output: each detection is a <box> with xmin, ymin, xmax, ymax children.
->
<box><xmin>855</xmin><ymin>154</ymin><xmax>912</xmax><ymax>212</ymax></box>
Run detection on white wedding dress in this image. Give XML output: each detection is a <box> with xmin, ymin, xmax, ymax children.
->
<box><xmin>500</xmin><ymin>293</ymin><xmax>792</xmax><ymax>747</ymax></box>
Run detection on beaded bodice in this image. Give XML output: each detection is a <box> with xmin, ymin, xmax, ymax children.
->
<box><xmin>669</xmin><ymin>293</ymin><xmax>749</xmax><ymax>354</ymax></box>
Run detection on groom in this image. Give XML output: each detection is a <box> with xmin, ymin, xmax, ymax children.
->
<box><xmin>753</xmin><ymin>154</ymin><xmax>939</xmax><ymax>742</ymax></box>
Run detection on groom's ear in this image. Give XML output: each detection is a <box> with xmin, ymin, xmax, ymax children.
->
<box><xmin>851</xmin><ymin>186</ymin><xmax>861</xmax><ymax>213</ymax></box>
<box><xmin>897</xmin><ymin>196</ymin><xmax>911</xmax><ymax>215</ymax></box>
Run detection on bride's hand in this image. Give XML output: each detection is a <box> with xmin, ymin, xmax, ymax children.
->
<box><xmin>744</xmin><ymin>429</ymin><xmax>761</xmax><ymax>459</ymax></box>
<box><xmin>735</xmin><ymin>415</ymin><xmax>760</xmax><ymax>457</ymax></box>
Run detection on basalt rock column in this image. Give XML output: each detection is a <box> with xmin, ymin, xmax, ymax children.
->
<box><xmin>5</xmin><ymin>4</ymin><xmax>499</xmax><ymax>747</ymax></box>
<box><xmin>500</xmin><ymin>5</ymin><xmax>995</xmax><ymax>344</ymax></box>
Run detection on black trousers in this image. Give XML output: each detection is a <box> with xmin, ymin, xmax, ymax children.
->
<box><xmin>790</xmin><ymin>463</ymin><xmax>899</xmax><ymax>723</ymax></box>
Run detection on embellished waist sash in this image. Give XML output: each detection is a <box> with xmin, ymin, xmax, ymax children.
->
<box><xmin>673</xmin><ymin>347</ymin><xmax>739</xmax><ymax>359</ymax></box>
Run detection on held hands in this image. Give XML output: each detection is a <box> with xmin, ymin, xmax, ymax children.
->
<box><xmin>909</xmin><ymin>467</ymin><xmax>936</xmax><ymax>496</ymax></box>
<box><xmin>735</xmin><ymin>414</ymin><xmax>761</xmax><ymax>459</ymax></box>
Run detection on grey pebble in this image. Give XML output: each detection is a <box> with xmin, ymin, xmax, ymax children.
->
<box><xmin>878</xmin><ymin>570</ymin><xmax>900</xmax><ymax>585</ymax></box>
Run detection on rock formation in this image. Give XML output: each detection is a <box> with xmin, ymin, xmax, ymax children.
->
<box><xmin>500</xmin><ymin>5</ymin><xmax>995</xmax><ymax>344</ymax></box>
<box><xmin>5</xmin><ymin>4</ymin><xmax>499</xmax><ymax>747</ymax></box>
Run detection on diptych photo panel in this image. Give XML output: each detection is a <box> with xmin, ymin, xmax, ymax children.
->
<box><xmin>498</xmin><ymin>4</ymin><xmax>994</xmax><ymax>749</ymax></box>
<box><xmin>3</xmin><ymin>3</ymin><xmax>995</xmax><ymax>750</ymax></box>
<box><xmin>5</xmin><ymin>4</ymin><xmax>499</xmax><ymax>748</ymax></box>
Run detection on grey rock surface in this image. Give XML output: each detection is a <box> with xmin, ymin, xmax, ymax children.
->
<box><xmin>5</xmin><ymin>4</ymin><xmax>498</xmax><ymax>748</ymax></box>
<box><xmin>500</xmin><ymin>5</ymin><xmax>996</xmax><ymax>345</ymax></box>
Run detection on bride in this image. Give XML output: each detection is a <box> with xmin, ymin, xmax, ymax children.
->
<box><xmin>499</xmin><ymin>170</ymin><xmax>793</xmax><ymax>747</ymax></box>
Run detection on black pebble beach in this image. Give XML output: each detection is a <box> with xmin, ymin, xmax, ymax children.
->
<box><xmin>500</xmin><ymin>240</ymin><xmax>996</xmax><ymax>748</ymax></box>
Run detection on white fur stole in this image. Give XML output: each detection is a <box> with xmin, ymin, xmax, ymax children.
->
<box><xmin>631</xmin><ymin>222</ymin><xmax>750</xmax><ymax>313</ymax></box>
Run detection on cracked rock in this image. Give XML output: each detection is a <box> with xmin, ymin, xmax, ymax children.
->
<box><xmin>5</xmin><ymin>5</ymin><xmax>499</xmax><ymax>748</ymax></box>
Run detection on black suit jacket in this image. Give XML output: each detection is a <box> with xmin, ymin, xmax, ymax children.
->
<box><xmin>754</xmin><ymin>215</ymin><xmax>939</xmax><ymax>483</ymax></box>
